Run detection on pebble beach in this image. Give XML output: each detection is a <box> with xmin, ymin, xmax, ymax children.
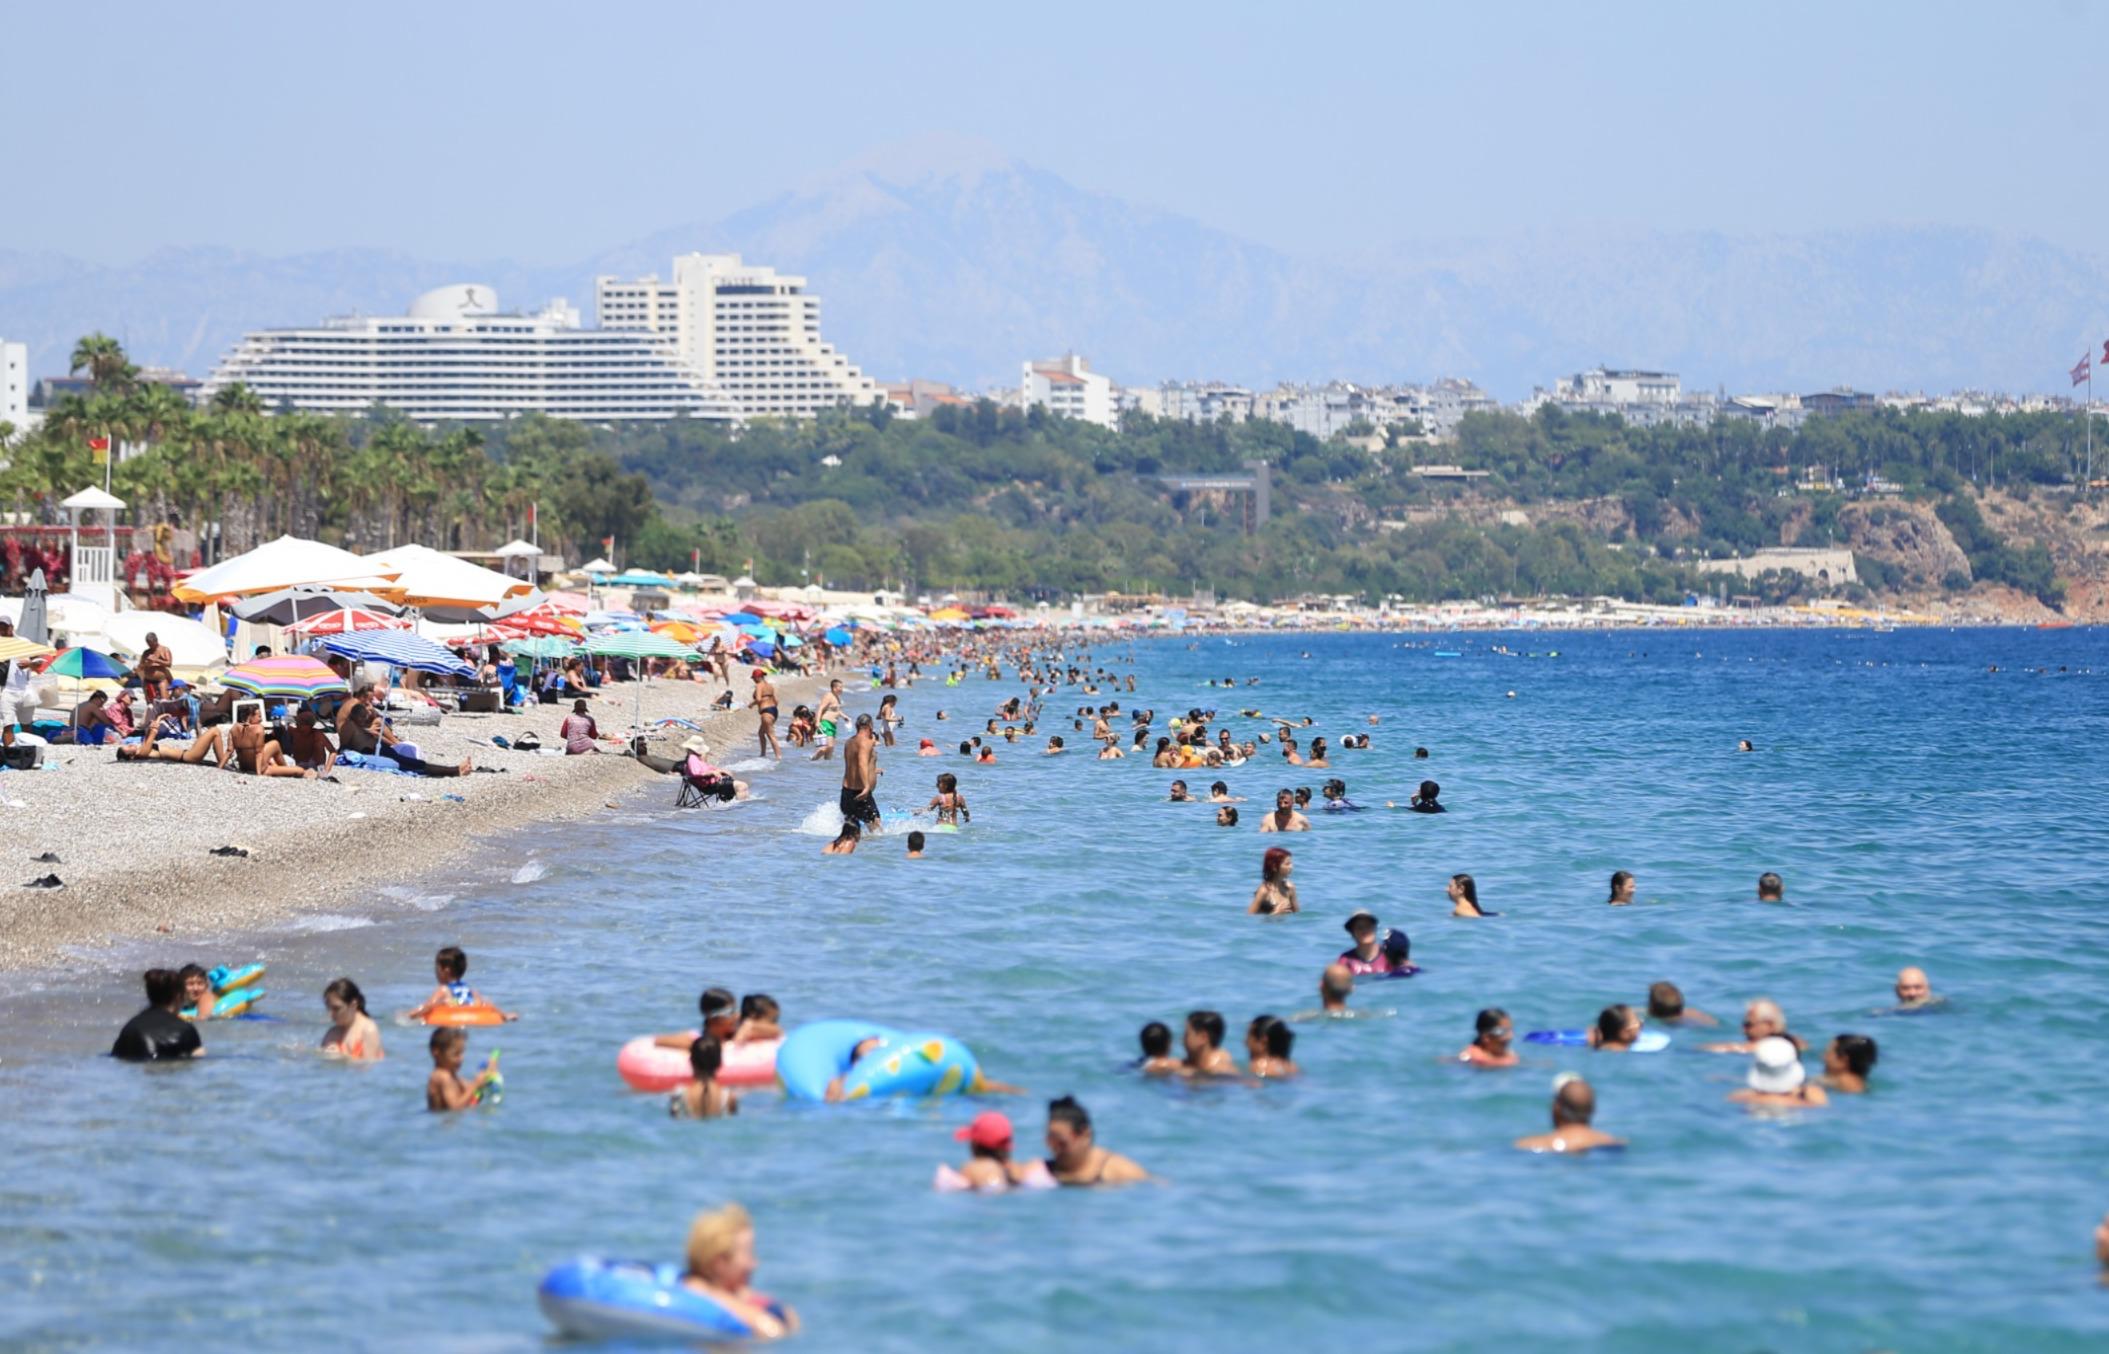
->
<box><xmin>0</xmin><ymin>671</ymin><xmax>828</xmax><ymax>972</ymax></box>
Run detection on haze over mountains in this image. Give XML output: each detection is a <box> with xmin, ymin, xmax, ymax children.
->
<box><xmin>4</xmin><ymin>148</ymin><xmax>2105</xmax><ymax>402</ymax></box>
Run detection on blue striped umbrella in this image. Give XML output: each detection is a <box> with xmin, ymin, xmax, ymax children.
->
<box><xmin>319</xmin><ymin>631</ymin><xmax>475</xmax><ymax>678</ymax></box>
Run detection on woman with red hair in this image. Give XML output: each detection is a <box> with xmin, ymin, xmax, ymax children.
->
<box><xmin>1247</xmin><ymin>846</ymin><xmax>1299</xmax><ymax>916</ymax></box>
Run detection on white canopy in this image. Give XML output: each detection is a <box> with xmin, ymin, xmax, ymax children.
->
<box><xmin>0</xmin><ymin>592</ymin><xmax>113</xmax><ymax>637</ymax></box>
<box><xmin>96</xmin><ymin>611</ymin><xmax>229</xmax><ymax>674</ymax></box>
<box><xmin>63</xmin><ymin>487</ymin><xmax>127</xmax><ymax>511</ymax></box>
<box><xmin>363</xmin><ymin>544</ymin><xmax>532</xmax><ymax>608</ymax></box>
<box><xmin>175</xmin><ymin>535</ymin><xmax>402</xmax><ymax>603</ymax></box>
<box><xmin>494</xmin><ymin>539</ymin><xmax>542</xmax><ymax>558</ymax></box>
<box><xmin>579</xmin><ymin>557</ymin><xmax>616</xmax><ymax>575</ymax></box>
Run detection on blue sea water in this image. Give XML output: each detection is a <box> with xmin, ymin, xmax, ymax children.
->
<box><xmin>4</xmin><ymin>628</ymin><xmax>2108</xmax><ymax>1352</ymax></box>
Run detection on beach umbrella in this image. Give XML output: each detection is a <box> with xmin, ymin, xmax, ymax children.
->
<box><xmin>18</xmin><ymin>568</ymin><xmax>49</xmax><ymax>645</ymax></box>
<box><xmin>0</xmin><ymin>636</ymin><xmax>55</xmax><ymax>665</ymax></box>
<box><xmin>284</xmin><ymin>606</ymin><xmax>408</xmax><ymax>636</ymax></box>
<box><xmin>97</xmin><ymin>612</ymin><xmax>229</xmax><ymax>676</ymax></box>
<box><xmin>502</xmin><ymin>636</ymin><xmax>582</xmax><ymax>660</ymax></box>
<box><xmin>319</xmin><ymin>631</ymin><xmax>477</xmax><ymax>679</ymax></box>
<box><xmin>220</xmin><ymin>654</ymin><xmax>350</xmax><ymax>701</ymax></box>
<box><xmin>747</xmin><ymin>639</ymin><xmax>777</xmax><ymax>659</ymax></box>
<box><xmin>41</xmin><ymin>646</ymin><xmax>129</xmax><ymax>681</ymax></box>
<box><xmin>823</xmin><ymin>626</ymin><xmax>852</xmax><ymax>646</ymax></box>
<box><xmin>722</xmin><ymin>611</ymin><xmax>762</xmax><ymax>626</ymax></box>
<box><xmin>578</xmin><ymin>557</ymin><xmax>615</xmax><ymax>576</ymax></box>
<box><xmin>582</xmin><ymin>631</ymin><xmax>701</xmax><ymax>662</ymax></box>
<box><xmin>175</xmin><ymin>536</ymin><xmax>404</xmax><ymax>604</ymax></box>
<box><xmin>363</xmin><ymin>544</ymin><xmax>532</xmax><ymax>609</ymax></box>
<box><xmin>584</xmin><ymin>609</ymin><xmax>644</xmax><ymax>628</ymax></box>
<box><xmin>609</xmin><ymin>569</ymin><xmax>675</xmax><ymax>587</ymax></box>
<box><xmin>233</xmin><ymin>587</ymin><xmax>404</xmax><ymax>625</ymax></box>
<box><xmin>650</xmin><ymin>619</ymin><xmax>704</xmax><ymax>644</ymax></box>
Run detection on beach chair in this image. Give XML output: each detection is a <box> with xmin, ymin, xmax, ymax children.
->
<box><xmin>675</xmin><ymin>759</ymin><xmax>734</xmax><ymax>809</ymax></box>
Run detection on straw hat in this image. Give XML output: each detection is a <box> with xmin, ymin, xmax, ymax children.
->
<box><xmin>680</xmin><ymin>735</ymin><xmax>710</xmax><ymax>756</ymax></box>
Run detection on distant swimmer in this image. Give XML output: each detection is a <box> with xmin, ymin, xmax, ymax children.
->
<box><xmin>1168</xmin><ymin>779</ymin><xmax>1192</xmax><ymax>803</ymax></box>
<box><xmin>112</xmin><ymin>967</ymin><xmax>205</xmax><ymax>1062</ymax></box>
<box><xmin>1215</xmin><ymin>806</ymin><xmax>1240</xmax><ymax>827</ymax></box>
<box><xmin>1207</xmin><ymin>780</ymin><xmax>1243</xmax><ymax>803</ymax></box>
<box><xmin>320</xmin><ymin>978</ymin><xmax>383</xmax><ymax>1062</ymax></box>
<box><xmin>1258</xmin><ymin>788</ymin><xmax>1311</xmax><ymax>833</ymax></box>
<box><xmin>917</xmin><ymin>738</ymin><xmax>941</xmax><ymax>756</ymax></box>
<box><xmin>1587</xmin><ymin>1004</ymin><xmax>1642</xmax><ymax>1052</ymax></box>
<box><xmin>1458</xmin><ymin>1008</ymin><xmax>1517</xmax><ymax>1066</ymax></box>
<box><xmin>1244</xmin><ymin>1016</ymin><xmax>1299</xmax><ymax>1079</ymax></box>
<box><xmin>1607</xmin><ymin>871</ymin><xmax>1637</xmax><ymax>906</ymax></box>
<box><xmin>1135</xmin><ymin>1021</ymin><xmax>1183</xmax><ymax>1076</ymax></box>
<box><xmin>1097</xmin><ymin>742</ymin><xmax>1125</xmax><ymax>760</ymax></box>
<box><xmin>1182</xmin><ymin>1010</ymin><xmax>1239</xmax><ymax>1077</ymax></box>
<box><xmin>1703</xmin><ymin>998</ymin><xmax>1806</xmax><ymax>1054</ymax></box>
<box><xmin>1892</xmin><ymin>966</ymin><xmax>1943</xmax><ymax>1010</ymax></box>
<box><xmin>1647</xmin><ymin>981</ymin><xmax>1720</xmax><ymax>1028</ymax></box>
<box><xmin>1044</xmin><ymin>1096</ymin><xmax>1150</xmax><ymax>1186</ymax></box>
<box><xmin>1248</xmin><ymin>847</ymin><xmax>1299</xmax><ymax>915</ymax></box>
<box><xmin>1414</xmin><ymin>746</ymin><xmax>1430</xmax><ymax>760</ymax></box>
<box><xmin>1755</xmin><ymin>872</ymin><xmax>1785</xmax><ymax>903</ymax></box>
<box><xmin>937</xmin><ymin>1111</ymin><xmax>1055</xmax><ymax>1193</ymax></box>
<box><xmin>905</xmin><ymin>830</ymin><xmax>926</xmax><ymax>859</ymax></box>
<box><xmin>1448</xmin><ymin>873</ymin><xmax>1491</xmax><ymax>918</ymax></box>
<box><xmin>1389</xmin><ymin>780</ymin><xmax>1445</xmax><ymax>812</ymax></box>
<box><xmin>1818</xmin><ymin>1034</ymin><xmax>1878</xmax><ymax>1093</ymax></box>
<box><xmin>1737</xmin><ymin>739</ymin><xmax>1756</xmax><ymax>752</ymax></box>
<box><xmin>1728</xmin><ymin>1037</ymin><xmax>1827</xmax><ymax>1110</ymax></box>
<box><xmin>1319</xmin><ymin>779</ymin><xmax>1363</xmax><ymax>811</ymax></box>
<box><xmin>1515</xmin><ymin>1074</ymin><xmax>1624</xmax><ymax>1154</ymax></box>
<box><xmin>1304</xmin><ymin>738</ymin><xmax>1331</xmax><ymax>769</ymax></box>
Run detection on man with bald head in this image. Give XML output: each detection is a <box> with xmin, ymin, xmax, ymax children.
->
<box><xmin>1515</xmin><ymin>1074</ymin><xmax>1624</xmax><ymax>1154</ymax></box>
<box><xmin>1893</xmin><ymin>966</ymin><xmax>1942</xmax><ymax>1010</ymax></box>
<box><xmin>1703</xmin><ymin>997</ymin><xmax>1807</xmax><ymax>1054</ymax></box>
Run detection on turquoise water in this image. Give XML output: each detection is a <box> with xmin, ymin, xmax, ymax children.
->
<box><xmin>5</xmin><ymin>629</ymin><xmax>2108</xmax><ymax>1352</ymax></box>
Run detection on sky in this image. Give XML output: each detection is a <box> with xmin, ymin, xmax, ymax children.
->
<box><xmin>6</xmin><ymin>0</ymin><xmax>2108</xmax><ymax>266</ymax></box>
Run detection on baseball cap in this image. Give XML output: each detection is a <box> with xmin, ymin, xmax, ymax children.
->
<box><xmin>953</xmin><ymin>1111</ymin><xmax>1013</xmax><ymax>1150</ymax></box>
<box><xmin>1343</xmin><ymin>909</ymin><xmax>1379</xmax><ymax>935</ymax></box>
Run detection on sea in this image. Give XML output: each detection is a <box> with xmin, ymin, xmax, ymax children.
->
<box><xmin>3</xmin><ymin>627</ymin><xmax>2106</xmax><ymax>1352</ymax></box>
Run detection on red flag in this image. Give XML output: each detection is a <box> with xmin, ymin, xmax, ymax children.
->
<box><xmin>602</xmin><ymin>535</ymin><xmax>614</xmax><ymax>552</ymax></box>
<box><xmin>2073</xmin><ymin>354</ymin><xmax>2092</xmax><ymax>387</ymax></box>
<box><xmin>527</xmin><ymin>501</ymin><xmax>537</xmax><ymax>526</ymax></box>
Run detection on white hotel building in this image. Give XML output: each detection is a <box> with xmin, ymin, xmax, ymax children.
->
<box><xmin>595</xmin><ymin>253</ymin><xmax>880</xmax><ymax>419</ymax></box>
<box><xmin>199</xmin><ymin>284</ymin><xmax>739</xmax><ymax>424</ymax></box>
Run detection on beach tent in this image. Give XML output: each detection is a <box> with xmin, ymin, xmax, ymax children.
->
<box><xmin>176</xmin><ymin>536</ymin><xmax>403</xmax><ymax>604</ymax></box>
<box><xmin>363</xmin><ymin>545</ymin><xmax>531</xmax><ymax>609</ymax></box>
<box><xmin>97</xmin><ymin>612</ymin><xmax>229</xmax><ymax>676</ymax></box>
<box><xmin>318</xmin><ymin>630</ymin><xmax>476</xmax><ymax>679</ymax></box>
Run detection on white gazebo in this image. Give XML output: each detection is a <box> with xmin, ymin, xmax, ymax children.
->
<box><xmin>62</xmin><ymin>487</ymin><xmax>126</xmax><ymax>610</ymax></box>
<box><xmin>494</xmin><ymin>538</ymin><xmax>541</xmax><ymax>581</ymax></box>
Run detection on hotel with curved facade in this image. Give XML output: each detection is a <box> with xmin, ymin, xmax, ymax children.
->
<box><xmin>198</xmin><ymin>284</ymin><xmax>741</xmax><ymax>424</ymax></box>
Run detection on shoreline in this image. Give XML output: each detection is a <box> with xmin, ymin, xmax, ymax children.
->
<box><xmin>0</xmin><ymin>669</ymin><xmax>832</xmax><ymax>976</ymax></box>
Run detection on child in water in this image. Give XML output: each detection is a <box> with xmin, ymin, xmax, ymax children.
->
<box><xmin>320</xmin><ymin>977</ymin><xmax>384</xmax><ymax>1061</ymax></box>
<box><xmin>404</xmin><ymin>946</ymin><xmax>517</xmax><ymax>1022</ymax></box>
<box><xmin>1136</xmin><ymin>1021</ymin><xmax>1183</xmax><ymax>1076</ymax></box>
<box><xmin>669</xmin><ymin>1035</ymin><xmax>738</xmax><ymax>1119</ymax></box>
<box><xmin>926</xmin><ymin>772</ymin><xmax>971</xmax><ymax>826</ymax></box>
<box><xmin>178</xmin><ymin>963</ymin><xmax>217</xmax><ymax>1019</ymax></box>
<box><xmin>425</xmin><ymin>1027</ymin><xmax>497</xmax><ymax>1111</ymax></box>
<box><xmin>735</xmin><ymin>993</ymin><xmax>782</xmax><ymax>1044</ymax></box>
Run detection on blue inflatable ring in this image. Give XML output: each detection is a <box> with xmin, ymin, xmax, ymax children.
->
<box><xmin>537</xmin><ymin>1257</ymin><xmax>757</xmax><ymax>1341</ymax></box>
<box><xmin>776</xmin><ymin>1018</ymin><xmax>984</xmax><ymax>1101</ymax></box>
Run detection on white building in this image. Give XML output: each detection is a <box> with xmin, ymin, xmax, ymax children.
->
<box><xmin>1020</xmin><ymin>354</ymin><xmax>1117</xmax><ymax>429</ymax></box>
<box><xmin>1158</xmin><ymin>381</ymin><xmax>1256</xmax><ymax>424</ymax></box>
<box><xmin>198</xmin><ymin>285</ymin><xmax>739</xmax><ymax>424</ymax></box>
<box><xmin>1</xmin><ymin>339</ymin><xmax>27</xmax><ymax>434</ymax></box>
<box><xmin>1555</xmin><ymin>368</ymin><xmax>1682</xmax><ymax>404</ymax></box>
<box><xmin>595</xmin><ymin>253</ymin><xmax>879</xmax><ymax>419</ymax></box>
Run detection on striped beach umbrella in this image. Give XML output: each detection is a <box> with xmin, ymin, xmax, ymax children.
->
<box><xmin>221</xmin><ymin>654</ymin><xmax>350</xmax><ymax>700</ymax></box>
<box><xmin>502</xmin><ymin>636</ymin><xmax>582</xmax><ymax>660</ymax></box>
<box><xmin>319</xmin><ymin>631</ymin><xmax>476</xmax><ymax>678</ymax></box>
<box><xmin>41</xmin><ymin>647</ymin><xmax>130</xmax><ymax>681</ymax></box>
<box><xmin>582</xmin><ymin>631</ymin><xmax>701</xmax><ymax>662</ymax></box>
<box><xmin>283</xmin><ymin>606</ymin><xmax>408</xmax><ymax>636</ymax></box>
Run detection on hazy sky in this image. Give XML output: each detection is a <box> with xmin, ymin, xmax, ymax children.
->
<box><xmin>8</xmin><ymin>1</ymin><xmax>2107</xmax><ymax>265</ymax></box>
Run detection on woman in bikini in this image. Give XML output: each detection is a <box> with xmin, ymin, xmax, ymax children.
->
<box><xmin>1247</xmin><ymin>846</ymin><xmax>1299</xmax><ymax>915</ymax></box>
<box><xmin>320</xmin><ymin>978</ymin><xmax>384</xmax><ymax>1061</ymax></box>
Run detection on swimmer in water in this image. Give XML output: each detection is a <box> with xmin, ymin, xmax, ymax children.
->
<box><xmin>677</xmin><ymin>1203</ymin><xmax>798</xmax><ymax>1339</ymax></box>
<box><xmin>1448</xmin><ymin>873</ymin><xmax>1489</xmax><ymax>918</ymax></box>
<box><xmin>405</xmin><ymin>946</ymin><xmax>516</xmax><ymax>1023</ymax></box>
<box><xmin>1248</xmin><ymin>847</ymin><xmax>1299</xmax><ymax>915</ymax></box>
<box><xmin>1737</xmin><ymin>739</ymin><xmax>1755</xmax><ymax>752</ymax></box>
<box><xmin>823</xmin><ymin>820</ymin><xmax>861</xmax><ymax>855</ymax></box>
<box><xmin>179</xmin><ymin>963</ymin><xmax>218</xmax><ymax>1020</ymax></box>
<box><xmin>1892</xmin><ymin>966</ymin><xmax>1942</xmax><ymax>1010</ymax></box>
<box><xmin>1703</xmin><ymin>998</ymin><xmax>1806</xmax><ymax>1054</ymax></box>
<box><xmin>905</xmin><ymin>830</ymin><xmax>926</xmax><ymax>859</ymax></box>
<box><xmin>1044</xmin><ymin>1096</ymin><xmax>1150</xmax><ymax>1186</ymax></box>
<box><xmin>734</xmin><ymin>994</ymin><xmax>782</xmax><ymax>1045</ymax></box>
<box><xmin>1312</xmin><ymin>963</ymin><xmax>1354</xmax><ymax>1017</ymax></box>
<box><xmin>1215</xmin><ymin>805</ymin><xmax>1240</xmax><ymax>827</ymax></box>
<box><xmin>1755</xmin><ymin>871</ymin><xmax>1784</xmax><ymax>903</ymax></box>
<box><xmin>1257</xmin><ymin>788</ymin><xmax>1310</xmax><ymax>833</ymax></box>
<box><xmin>917</xmin><ymin>738</ymin><xmax>941</xmax><ymax>757</ymax></box>
<box><xmin>1136</xmin><ymin>1021</ymin><xmax>1183</xmax><ymax>1076</ymax></box>
<box><xmin>1458</xmin><ymin>1008</ymin><xmax>1517</xmax><ymax>1066</ymax></box>
<box><xmin>1728</xmin><ymin>1037</ymin><xmax>1827</xmax><ymax>1109</ymax></box>
<box><xmin>1515</xmin><ymin>1075</ymin><xmax>1624</xmax><ymax>1154</ymax></box>
<box><xmin>925</xmin><ymin>772</ymin><xmax>970</xmax><ymax>826</ymax></box>
<box><xmin>1336</xmin><ymin>910</ymin><xmax>1390</xmax><ymax>974</ymax></box>
<box><xmin>320</xmin><ymin>977</ymin><xmax>383</xmax><ymax>1061</ymax></box>
<box><xmin>1647</xmin><ymin>980</ymin><xmax>1719</xmax><ymax>1028</ymax></box>
<box><xmin>1182</xmin><ymin>1010</ymin><xmax>1239</xmax><ymax>1077</ymax></box>
<box><xmin>1168</xmin><ymin>779</ymin><xmax>1192</xmax><ymax>803</ymax></box>
<box><xmin>1043</xmin><ymin>736</ymin><xmax>1065</xmax><ymax>755</ymax></box>
<box><xmin>1607</xmin><ymin>870</ymin><xmax>1636</xmax><ymax>906</ymax></box>
<box><xmin>1207</xmin><ymin>780</ymin><xmax>1242</xmax><ymax>803</ymax></box>
<box><xmin>1098</xmin><ymin>742</ymin><xmax>1125</xmax><ymax>760</ymax></box>
<box><xmin>655</xmin><ymin>987</ymin><xmax>739</xmax><ymax>1051</ymax></box>
<box><xmin>1587</xmin><ymin>1004</ymin><xmax>1643</xmax><ymax>1052</ymax></box>
<box><xmin>670</xmin><ymin>1035</ymin><xmax>738</xmax><ymax>1119</ymax></box>
<box><xmin>940</xmin><ymin>1111</ymin><xmax>1054</xmax><ymax>1192</ymax></box>
<box><xmin>425</xmin><ymin>1027</ymin><xmax>495</xmax><ymax>1112</ymax></box>
<box><xmin>1244</xmin><ymin>1016</ymin><xmax>1299</xmax><ymax>1078</ymax></box>
<box><xmin>1817</xmin><ymin>1034</ymin><xmax>1878</xmax><ymax>1093</ymax></box>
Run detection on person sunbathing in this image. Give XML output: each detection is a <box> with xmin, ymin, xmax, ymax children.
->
<box><xmin>116</xmin><ymin>721</ymin><xmax>231</xmax><ymax>767</ymax></box>
<box><xmin>230</xmin><ymin>706</ymin><xmax>315</xmax><ymax>778</ymax></box>
<box><xmin>285</xmin><ymin>709</ymin><xmax>338</xmax><ymax>774</ymax></box>
<box><xmin>345</xmin><ymin>707</ymin><xmax>468</xmax><ymax>777</ymax></box>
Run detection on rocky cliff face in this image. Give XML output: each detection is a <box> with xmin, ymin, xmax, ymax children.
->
<box><xmin>1840</xmin><ymin>501</ymin><xmax>1971</xmax><ymax>590</ymax></box>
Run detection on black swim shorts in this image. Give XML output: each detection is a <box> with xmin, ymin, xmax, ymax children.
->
<box><xmin>838</xmin><ymin>786</ymin><xmax>879</xmax><ymax>825</ymax></box>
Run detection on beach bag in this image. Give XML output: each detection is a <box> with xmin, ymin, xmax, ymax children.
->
<box><xmin>1</xmin><ymin>745</ymin><xmax>40</xmax><ymax>770</ymax></box>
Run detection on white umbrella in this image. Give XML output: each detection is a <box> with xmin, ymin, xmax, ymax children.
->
<box><xmin>494</xmin><ymin>540</ymin><xmax>541</xmax><ymax>558</ymax></box>
<box><xmin>579</xmin><ymin>557</ymin><xmax>615</xmax><ymax>575</ymax></box>
<box><xmin>362</xmin><ymin>544</ymin><xmax>532</xmax><ymax>609</ymax></box>
<box><xmin>97</xmin><ymin>612</ymin><xmax>229</xmax><ymax>675</ymax></box>
<box><xmin>176</xmin><ymin>535</ymin><xmax>403</xmax><ymax>604</ymax></box>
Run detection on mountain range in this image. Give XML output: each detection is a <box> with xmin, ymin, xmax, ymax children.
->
<box><xmin>5</xmin><ymin>151</ymin><xmax>2106</xmax><ymax>402</ymax></box>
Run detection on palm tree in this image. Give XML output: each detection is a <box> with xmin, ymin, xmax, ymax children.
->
<box><xmin>69</xmin><ymin>334</ymin><xmax>136</xmax><ymax>392</ymax></box>
<box><xmin>210</xmin><ymin>383</ymin><xmax>264</xmax><ymax>416</ymax></box>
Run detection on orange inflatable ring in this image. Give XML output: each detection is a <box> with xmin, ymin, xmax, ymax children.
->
<box><xmin>425</xmin><ymin>1004</ymin><xmax>505</xmax><ymax>1027</ymax></box>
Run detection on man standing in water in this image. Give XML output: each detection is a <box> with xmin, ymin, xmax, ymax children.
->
<box><xmin>811</xmin><ymin>679</ymin><xmax>844</xmax><ymax>762</ymax></box>
<box><xmin>841</xmin><ymin>712</ymin><xmax>881</xmax><ymax>834</ymax></box>
<box><xmin>749</xmin><ymin>668</ymin><xmax>780</xmax><ymax>761</ymax></box>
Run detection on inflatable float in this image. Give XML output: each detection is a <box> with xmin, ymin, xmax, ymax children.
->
<box><xmin>616</xmin><ymin>1035</ymin><xmax>783</xmax><ymax>1092</ymax></box>
<box><xmin>181</xmin><ymin>963</ymin><xmax>267</xmax><ymax>1020</ymax></box>
<box><xmin>425</xmin><ymin>1003</ymin><xmax>506</xmax><ymax>1028</ymax></box>
<box><xmin>777</xmin><ymin>1019</ymin><xmax>984</xmax><ymax>1101</ymax></box>
<box><xmin>538</xmin><ymin>1258</ymin><xmax>773</xmax><ymax>1341</ymax></box>
<box><xmin>1524</xmin><ymin>1029</ymin><xmax>1670</xmax><ymax>1052</ymax></box>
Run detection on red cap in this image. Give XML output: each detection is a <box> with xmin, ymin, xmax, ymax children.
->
<box><xmin>953</xmin><ymin>1110</ymin><xmax>1012</xmax><ymax>1150</ymax></box>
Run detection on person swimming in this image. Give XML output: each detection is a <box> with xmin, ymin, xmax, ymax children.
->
<box><xmin>1587</xmin><ymin>1004</ymin><xmax>1642</xmax><ymax>1052</ymax></box>
<box><xmin>1818</xmin><ymin>1033</ymin><xmax>1878</xmax><ymax>1093</ymax></box>
<box><xmin>1459</xmin><ymin>1008</ymin><xmax>1517</xmax><ymax>1066</ymax></box>
<box><xmin>1607</xmin><ymin>870</ymin><xmax>1636</xmax><ymax>906</ymax></box>
<box><xmin>1244</xmin><ymin>1016</ymin><xmax>1298</xmax><ymax>1079</ymax></box>
<box><xmin>1891</xmin><ymin>966</ymin><xmax>1943</xmax><ymax>1010</ymax></box>
<box><xmin>1448</xmin><ymin>873</ymin><xmax>1490</xmax><ymax>918</ymax></box>
<box><xmin>1181</xmin><ymin>1010</ymin><xmax>1238</xmax><ymax>1077</ymax></box>
<box><xmin>1135</xmin><ymin>1021</ymin><xmax>1182</xmax><ymax>1076</ymax></box>
<box><xmin>1248</xmin><ymin>847</ymin><xmax>1298</xmax><ymax>915</ymax></box>
<box><xmin>1647</xmin><ymin>980</ymin><xmax>1719</xmax><ymax>1027</ymax></box>
<box><xmin>1515</xmin><ymin>1074</ymin><xmax>1624</xmax><ymax>1153</ymax></box>
<box><xmin>1729</xmin><ymin>1037</ymin><xmax>1828</xmax><ymax>1109</ymax></box>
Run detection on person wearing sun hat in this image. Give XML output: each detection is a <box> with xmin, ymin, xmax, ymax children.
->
<box><xmin>933</xmin><ymin>1111</ymin><xmax>1055</xmax><ymax>1193</ymax></box>
<box><xmin>680</xmin><ymin>735</ymin><xmax>749</xmax><ymax>802</ymax></box>
<box><xmin>1730</xmin><ymin>1036</ymin><xmax>1829</xmax><ymax>1109</ymax></box>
